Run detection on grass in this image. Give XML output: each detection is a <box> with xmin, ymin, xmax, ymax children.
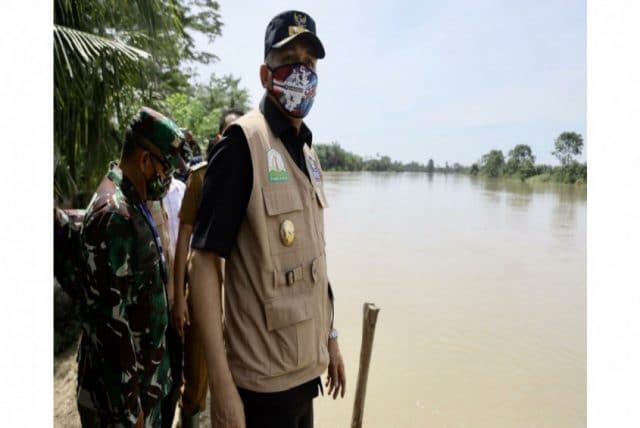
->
<box><xmin>526</xmin><ymin>173</ymin><xmax>554</xmax><ymax>184</ymax></box>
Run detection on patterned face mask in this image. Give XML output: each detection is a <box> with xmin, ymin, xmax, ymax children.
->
<box><xmin>146</xmin><ymin>173</ymin><xmax>171</xmax><ymax>200</ymax></box>
<box><xmin>268</xmin><ymin>63</ymin><xmax>318</xmax><ymax>118</ymax></box>
<box><xmin>146</xmin><ymin>154</ymin><xmax>173</xmax><ymax>200</ymax></box>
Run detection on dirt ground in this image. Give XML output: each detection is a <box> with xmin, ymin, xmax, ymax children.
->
<box><xmin>54</xmin><ymin>346</ymin><xmax>81</xmax><ymax>427</ymax></box>
<box><xmin>54</xmin><ymin>346</ymin><xmax>212</xmax><ymax>427</ymax></box>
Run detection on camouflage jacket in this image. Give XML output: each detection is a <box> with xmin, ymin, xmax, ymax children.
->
<box><xmin>77</xmin><ymin>165</ymin><xmax>172</xmax><ymax>427</ymax></box>
<box><xmin>54</xmin><ymin>207</ymin><xmax>86</xmax><ymax>300</ymax></box>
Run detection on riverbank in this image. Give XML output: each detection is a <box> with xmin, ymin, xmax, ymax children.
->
<box><xmin>320</xmin><ymin>169</ymin><xmax>587</xmax><ymax>186</ymax></box>
<box><xmin>314</xmin><ymin>140</ymin><xmax>587</xmax><ymax>185</ymax></box>
<box><xmin>525</xmin><ymin>172</ymin><xmax>586</xmax><ymax>185</ymax></box>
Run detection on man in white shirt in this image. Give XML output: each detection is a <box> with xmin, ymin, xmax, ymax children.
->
<box><xmin>163</xmin><ymin>176</ymin><xmax>186</xmax><ymax>260</ymax></box>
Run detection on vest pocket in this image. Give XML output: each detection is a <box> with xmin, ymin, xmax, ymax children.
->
<box><xmin>263</xmin><ymin>187</ymin><xmax>303</xmax><ymax>215</ymax></box>
<box><xmin>263</xmin><ymin>292</ymin><xmax>317</xmax><ymax>376</ymax></box>
<box><xmin>262</xmin><ymin>187</ymin><xmax>307</xmax><ymax>256</ymax></box>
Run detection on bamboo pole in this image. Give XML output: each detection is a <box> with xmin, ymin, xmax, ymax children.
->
<box><xmin>351</xmin><ymin>302</ymin><xmax>381</xmax><ymax>428</ymax></box>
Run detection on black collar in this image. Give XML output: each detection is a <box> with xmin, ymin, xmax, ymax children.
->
<box><xmin>260</xmin><ymin>95</ymin><xmax>313</xmax><ymax>145</ymax></box>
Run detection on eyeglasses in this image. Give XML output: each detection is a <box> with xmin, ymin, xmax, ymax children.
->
<box><xmin>149</xmin><ymin>152</ymin><xmax>175</xmax><ymax>177</ymax></box>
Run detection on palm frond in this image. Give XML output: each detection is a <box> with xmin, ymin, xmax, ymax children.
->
<box><xmin>53</xmin><ymin>0</ymin><xmax>215</xmax><ymax>205</ymax></box>
<box><xmin>54</xmin><ymin>25</ymin><xmax>151</xmax><ymax>78</ymax></box>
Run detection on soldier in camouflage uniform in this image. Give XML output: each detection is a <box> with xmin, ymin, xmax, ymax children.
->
<box><xmin>54</xmin><ymin>206</ymin><xmax>86</xmax><ymax>301</ymax></box>
<box><xmin>76</xmin><ymin>107</ymin><xmax>184</xmax><ymax>428</ymax></box>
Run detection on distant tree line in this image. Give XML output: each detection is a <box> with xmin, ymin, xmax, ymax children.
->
<box><xmin>469</xmin><ymin>132</ymin><xmax>586</xmax><ymax>184</ymax></box>
<box><xmin>314</xmin><ymin>143</ymin><xmax>467</xmax><ymax>173</ymax></box>
<box><xmin>315</xmin><ymin>131</ymin><xmax>586</xmax><ymax>185</ymax></box>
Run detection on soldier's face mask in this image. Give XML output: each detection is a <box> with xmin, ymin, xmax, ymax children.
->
<box><xmin>268</xmin><ymin>63</ymin><xmax>318</xmax><ymax>118</ymax></box>
<box><xmin>145</xmin><ymin>153</ymin><xmax>172</xmax><ymax>200</ymax></box>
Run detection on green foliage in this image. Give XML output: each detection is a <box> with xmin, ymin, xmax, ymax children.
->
<box><xmin>302</xmin><ymin>135</ymin><xmax>590</xmax><ymax>186</ymax></box>
<box><xmin>503</xmin><ymin>144</ymin><xmax>537</xmax><ymax>181</ymax></box>
<box><xmin>426</xmin><ymin>159</ymin><xmax>435</xmax><ymax>173</ymax></box>
<box><xmin>54</xmin><ymin>25</ymin><xmax>152</xmax><ymax>78</ymax></box>
<box><xmin>535</xmin><ymin>164</ymin><xmax>554</xmax><ymax>176</ymax></box>
<box><xmin>54</xmin><ymin>0</ymin><xmax>230</xmax><ymax>207</ymax></box>
<box><xmin>547</xmin><ymin>132</ymin><xmax>586</xmax><ymax>184</ymax></box>
<box><xmin>313</xmin><ymin>138</ymin><xmax>586</xmax><ymax>186</ymax></box>
<box><xmin>475</xmin><ymin>138</ymin><xmax>586</xmax><ymax>184</ymax></box>
<box><xmin>314</xmin><ymin>143</ymin><xmax>364</xmax><ymax>171</ymax></box>
<box><xmin>314</xmin><ymin>143</ymin><xmax>470</xmax><ymax>173</ymax></box>
<box><xmin>451</xmin><ymin>163</ymin><xmax>466</xmax><ymax>173</ymax></box>
<box><xmin>405</xmin><ymin>161</ymin><xmax>426</xmax><ymax>172</ymax></box>
<box><xmin>526</xmin><ymin>173</ymin><xmax>553</xmax><ymax>184</ymax></box>
<box><xmin>162</xmin><ymin>74</ymin><xmax>250</xmax><ymax>146</ymax></box>
<box><xmin>553</xmin><ymin>161</ymin><xmax>587</xmax><ymax>184</ymax></box>
<box><xmin>480</xmin><ymin>150</ymin><xmax>505</xmax><ymax>177</ymax></box>
<box><xmin>365</xmin><ymin>156</ymin><xmax>400</xmax><ymax>172</ymax></box>
<box><xmin>552</xmin><ymin>132</ymin><xmax>584</xmax><ymax>165</ymax></box>
<box><xmin>505</xmin><ymin>144</ymin><xmax>536</xmax><ymax>178</ymax></box>
<box><xmin>516</xmin><ymin>159</ymin><xmax>537</xmax><ymax>181</ymax></box>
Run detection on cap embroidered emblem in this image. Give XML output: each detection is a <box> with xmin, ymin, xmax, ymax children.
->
<box><xmin>289</xmin><ymin>13</ymin><xmax>308</xmax><ymax>36</ymax></box>
<box><xmin>294</xmin><ymin>13</ymin><xmax>307</xmax><ymax>27</ymax></box>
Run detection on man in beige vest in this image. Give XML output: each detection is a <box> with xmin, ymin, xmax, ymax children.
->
<box><xmin>189</xmin><ymin>10</ymin><xmax>346</xmax><ymax>428</ymax></box>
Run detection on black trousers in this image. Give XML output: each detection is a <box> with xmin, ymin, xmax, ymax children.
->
<box><xmin>241</xmin><ymin>397</ymin><xmax>314</xmax><ymax>428</ymax></box>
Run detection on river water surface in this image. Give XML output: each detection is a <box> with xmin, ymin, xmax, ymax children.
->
<box><xmin>314</xmin><ymin>172</ymin><xmax>586</xmax><ymax>428</ymax></box>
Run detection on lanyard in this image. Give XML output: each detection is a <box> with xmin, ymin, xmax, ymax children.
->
<box><xmin>137</xmin><ymin>202</ymin><xmax>168</xmax><ymax>286</ymax></box>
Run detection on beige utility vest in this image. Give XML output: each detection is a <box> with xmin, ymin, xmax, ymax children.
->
<box><xmin>223</xmin><ymin>109</ymin><xmax>332</xmax><ymax>392</ymax></box>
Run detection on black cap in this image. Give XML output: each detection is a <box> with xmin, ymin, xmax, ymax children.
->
<box><xmin>264</xmin><ymin>10</ymin><xmax>325</xmax><ymax>59</ymax></box>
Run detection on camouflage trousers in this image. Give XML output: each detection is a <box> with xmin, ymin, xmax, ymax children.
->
<box><xmin>77</xmin><ymin>401</ymin><xmax>162</xmax><ymax>428</ymax></box>
<box><xmin>160</xmin><ymin>322</ymin><xmax>183</xmax><ymax>428</ymax></box>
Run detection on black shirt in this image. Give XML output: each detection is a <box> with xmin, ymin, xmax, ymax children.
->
<box><xmin>191</xmin><ymin>95</ymin><xmax>320</xmax><ymax>404</ymax></box>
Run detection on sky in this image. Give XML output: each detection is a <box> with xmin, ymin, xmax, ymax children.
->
<box><xmin>187</xmin><ymin>0</ymin><xmax>585</xmax><ymax>166</ymax></box>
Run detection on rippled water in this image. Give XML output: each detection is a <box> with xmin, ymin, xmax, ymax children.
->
<box><xmin>314</xmin><ymin>172</ymin><xmax>586</xmax><ymax>428</ymax></box>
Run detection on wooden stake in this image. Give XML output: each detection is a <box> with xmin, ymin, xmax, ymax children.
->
<box><xmin>351</xmin><ymin>302</ymin><xmax>381</xmax><ymax>428</ymax></box>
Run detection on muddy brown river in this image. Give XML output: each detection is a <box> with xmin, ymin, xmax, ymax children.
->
<box><xmin>314</xmin><ymin>172</ymin><xmax>586</xmax><ymax>428</ymax></box>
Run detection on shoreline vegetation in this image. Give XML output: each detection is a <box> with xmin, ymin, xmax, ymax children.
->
<box><xmin>315</xmin><ymin>131</ymin><xmax>586</xmax><ymax>186</ymax></box>
<box><xmin>54</xmin><ymin>1</ymin><xmax>251</xmax><ymax>209</ymax></box>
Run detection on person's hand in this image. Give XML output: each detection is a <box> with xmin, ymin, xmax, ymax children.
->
<box><xmin>135</xmin><ymin>410</ymin><xmax>144</xmax><ymax>428</ymax></box>
<box><xmin>171</xmin><ymin>294</ymin><xmax>190</xmax><ymax>337</ymax></box>
<box><xmin>210</xmin><ymin>381</ymin><xmax>246</xmax><ymax>428</ymax></box>
<box><xmin>326</xmin><ymin>338</ymin><xmax>346</xmax><ymax>399</ymax></box>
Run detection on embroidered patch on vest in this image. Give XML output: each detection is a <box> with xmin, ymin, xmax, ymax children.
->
<box><xmin>266</xmin><ymin>149</ymin><xmax>289</xmax><ymax>182</ymax></box>
<box><xmin>305</xmin><ymin>154</ymin><xmax>322</xmax><ymax>182</ymax></box>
